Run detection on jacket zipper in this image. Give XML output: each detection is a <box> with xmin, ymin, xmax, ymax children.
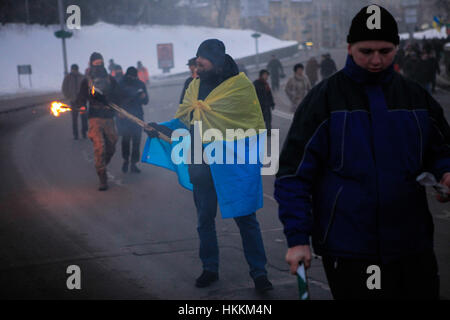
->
<box><xmin>321</xmin><ymin>186</ymin><xmax>343</xmax><ymax>244</ymax></box>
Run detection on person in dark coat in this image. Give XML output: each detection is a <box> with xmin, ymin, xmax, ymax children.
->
<box><xmin>253</xmin><ymin>69</ymin><xmax>275</xmax><ymax>134</ymax></box>
<box><xmin>305</xmin><ymin>57</ymin><xmax>320</xmax><ymax>86</ymax></box>
<box><xmin>417</xmin><ymin>50</ymin><xmax>436</xmax><ymax>93</ymax></box>
<box><xmin>320</xmin><ymin>53</ymin><xmax>337</xmax><ymax>79</ymax></box>
<box><xmin>179</xmin><ymin>57</ymin><xmax>197</xmax><ymax>104</ymax></box>
<box><xmin>62</xmin><ymin>64</ymin><xmax>86</xmax><ymax>139</ymax></box>
<box><xmin>402</xmin><ymin>50</ymin><xmax>421</xmax><ymax>83</ymax></box>
<box><xmin>428</xmin><ymin>50</ymin><xmax>441</xmax><ymax>93</ymax></box>
<box><xmin>275</xmin><ymin>5</ymin><xmax>450</xmax><ymax>300</ymax></box>
<box><xmin>117</xmin><ymin>67</ymin><xmax>149</xmax><ymax>174</ymax></box>
<box><xmin>76</xmin><ymin>52</ymin><xmax>121</xmax><ymax>191</ymax></box>
<box><xmin>266</xmin><ymin>55</ymin><xmax>284</xmax><ymax>91</ymax></box>
<box><xmin>113</xmin><ymin>65</ymin><xmax>124</xmax><ymax>83</ymax></box>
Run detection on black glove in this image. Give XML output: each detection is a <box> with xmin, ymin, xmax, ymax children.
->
<box><xmin>90</xmin><ymin>87</ymin><xmax>108</xmax><ymax>104</ymax></box>
<box><xmin>145</xmin><ymin>122</ymin><xmax>174</xmax><ymax>138</ymax></box>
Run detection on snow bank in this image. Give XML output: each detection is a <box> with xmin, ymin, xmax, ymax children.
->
<box><xmin>0</xmin><ymin>23</ymin><xmax>297</xmax><ymax>95</ymax></box>
<box><xmin>399</xmin><ymin>26</ymin><xmax>448</xmax><ymax>40</ymax></box>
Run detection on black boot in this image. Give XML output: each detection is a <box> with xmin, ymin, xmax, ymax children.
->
<box><xmin>195</xmin><ymin>270</ymin><xmax>218</xmax><ymax>288</ymax></box>
<box><xmin>254</xmin><ymin>275</ymin><xmax>273</xmax><ymax>293</ymax></box>
<box><xmin>122</xmin><ymin>161</ymin><xmax>129</xmax><ymax>173</ymax></box>
<box><xmin>130</xmin><ymin>163</ymin><xmax>141</xmax><ymax>173</ymax></box>
<box><xmin>98</xmin><ymin>170</ymin><xmax>108</xmax><ymax>191</ymax></box>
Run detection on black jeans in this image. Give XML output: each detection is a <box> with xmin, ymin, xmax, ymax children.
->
<box><xmin>271</xmin><ymin>77</ymin><xmax>279</xmax><ymax>91</ymax></box>
<box><xmin>322</xmin><ymin>251</ymin><xmax>440</xmax><ymax>300</ymax></box>
<box><xmin>121</xmin><ymin>131</ymin><xmax>142</xmax><ymax>164</ymax></box>
<box><xmin>262</xmin><ymin>108</ymin><xmax>272</xmax><ymax>132</ymax></box>
<box><xmin>71</xmin><ymin>108</ymin><xmax>88</xmax><ymax>138</ymax></box>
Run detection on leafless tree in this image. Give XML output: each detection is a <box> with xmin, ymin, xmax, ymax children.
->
<box><xmin>214</xmin><ymin>0</ymin><xmax>230</xmax><ymax>28</ymax></box>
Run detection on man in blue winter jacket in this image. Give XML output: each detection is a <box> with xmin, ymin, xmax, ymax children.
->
<box><xmin>275</xmin><ymin>5</ymin><xmax>450</xmax><ymax>299</ymax></box>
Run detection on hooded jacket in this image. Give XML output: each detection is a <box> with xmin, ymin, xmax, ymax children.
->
<box><xmin>62</xmin><ymin>71</ymin><xmax>84</xmax><ymax>102</ymax></box>
<box><xmin>187</xmin><ymin>54</ymin><xmax>239</xmax><ymax>185</ymax></box>
<box><xmin>116</xmin><ymin>75</ymin><xmax>149</xmax><ymax>136</ymax></box>
<box><xmin>275</xmin><ymin>55</ymin><xmax>450</xmax><ymax>263</ymax></box>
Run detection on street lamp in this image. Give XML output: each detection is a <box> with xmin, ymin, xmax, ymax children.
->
<box><xmin>57</xmin><ymin>0</ymin><xmax>70</xmax><ymax>76</ymax></box>
<box><xmin>251</xmin><ymin>32</ymin><xmax>261</xmax><ymax>69</ymax></box>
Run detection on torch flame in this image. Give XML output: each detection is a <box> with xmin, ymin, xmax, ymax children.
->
<box><xmin>51</xmin><ymin>101</ymin><xmax>71</xmax><ymax>117</ymax></box>
<box><xmin>91</xmin><ymin>85</ymin><xmax>95</xmax><ymax>96</ymax></box>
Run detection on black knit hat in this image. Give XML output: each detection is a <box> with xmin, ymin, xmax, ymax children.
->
<box><xmin>187</xmin><ymin>57</ymin><xmax>197</xmax><ymax>66</ymax></box>
<box><xmin>89</xmin><ymin>52</ymin><xmax>104</xmax><ymax>66</ymax></box>
<box><xmin>196</xmin><ymin>39</ymin><xmax>226</xmax><ymax>67</ymax></box>
<box><xmin>347</xmin><ymin>5</ymin><xmax>399</xmax><ymax>45</ymax></box>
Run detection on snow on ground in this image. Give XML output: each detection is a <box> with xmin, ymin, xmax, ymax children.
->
<box><xmin>0</xmin><ymin>23</ymin><xmax>297</xmax><ymax>95</ymax></box>
<box><xmin>399</xmin><ymin>26</ymin><xmax>448</xmax><ymax>40</ymax></box>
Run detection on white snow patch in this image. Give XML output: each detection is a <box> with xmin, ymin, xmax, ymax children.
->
<box><xmin>399</xmin><ymin>26</ymin><xmax>447</xmax><ymax>40</ymax></box>
<box><xmin>0</xmin><ymin>23</ymin><xmax>297</xmax><ymax>95</ymax></box>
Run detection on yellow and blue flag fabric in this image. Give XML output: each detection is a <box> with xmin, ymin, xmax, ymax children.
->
<box><xmin>142</xmin><ymin>72</ymin><xmax>267</xmax><ymax>219</ymax></box>
<box><xmin>433</xmin><ymin>16</ymin><xmax>442</xmax><ymax>31</ymax></box>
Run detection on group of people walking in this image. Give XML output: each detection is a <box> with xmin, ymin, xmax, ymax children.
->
<box><xmin>397</xmin><ymin>40</ymin><xmax>443</xmax><ymax>94</ymax></box>
<box><xmin>59</xmin><ymin>4</ymin><xmax>450</xmax><ymax>300</ymax></box>
<box><xmin>61</xmin><ymin>54</ymin><xmax>150</xmax><ymax>190</ymax></box>
<box><xmin>253</xmin><ymin>52</ymin><xmax>338</xmax><ymax>129</ymax></box>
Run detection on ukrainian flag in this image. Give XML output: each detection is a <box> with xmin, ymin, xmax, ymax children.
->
<box><xmin>142</xmin><ymin>72</ymin><xmax>267</xmax><ymax>219</ymax></box>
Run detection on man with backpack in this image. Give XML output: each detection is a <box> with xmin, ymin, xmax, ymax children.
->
<box><xmin>76</xmin><ymin>52</ymin><xmax>121</xmax><ymax>191</ymax></box>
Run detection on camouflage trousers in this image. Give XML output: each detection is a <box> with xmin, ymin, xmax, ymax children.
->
<box><xmin>87</xmin><ymin>118</ymin><xmax>118</xmax><ymax>178</ymax></box>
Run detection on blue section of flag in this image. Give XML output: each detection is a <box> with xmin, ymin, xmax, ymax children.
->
<box><xmin>206</xmin><ymin>132</ymin><xmax>266</xmax><ymax>218</ymax></box>
<box><xmin>141</xmin><ymin>118</ymin><xmax>193</xmax><ymax>191</ymax></box>
<box><xmin>141</xmin><ymin>119</ymin><xmax>266</xmax><ymax>219</ymax></box>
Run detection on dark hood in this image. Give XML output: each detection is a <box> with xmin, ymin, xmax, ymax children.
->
<box><xmin>220</xmin><ymin>54</ymin><xmax>239</xmax><ymax>80</ymax></box>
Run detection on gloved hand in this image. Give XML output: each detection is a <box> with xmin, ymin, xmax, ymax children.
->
<box><xmin>145</xmin><ymin>122</ymin><xmax>174</xmax><ymax>138</ymax></box>
<box><xmin>90</xmin><ymin>87</ymin><xmax>108</xmax><ymax>104</ymax></box>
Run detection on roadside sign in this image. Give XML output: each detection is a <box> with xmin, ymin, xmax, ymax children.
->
<box><xmin>17</xmin><ymin>65</ymin><xmax>32</xmax><ymax>88</ymax></box>
<box><xmin>157</xmin><ymin>43</ymin><xmax>174</xmax><ymax>73</ymax></box>
<box><xmin>17</xmin><ymin>65</ymin><xmax>32</xmax><ymax>75</ymax></box>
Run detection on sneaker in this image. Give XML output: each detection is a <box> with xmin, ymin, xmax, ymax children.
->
<box><xmin>254</xmin><ymin>275</ymin><xmax>273</xmax><ymax>293</ymax></box>
<box><xmin>195</xmin><ymin>270</ymin><xmax>219</xmax><ymax>288</ymax></box>
<box><xmin>122</xmin><ymin>161</ymin><xmax>129</xmax><ymax>173</ymax></box>
<box><xmin>130</xmin><ymin>163</ymin><xmax>141</xmax><ymax>173</ymax></box>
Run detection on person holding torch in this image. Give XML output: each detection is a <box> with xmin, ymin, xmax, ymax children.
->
<box><xmin>75</xmin><ymin>52</ymin><xmax>121</xmax><ymax>191</ymax></box>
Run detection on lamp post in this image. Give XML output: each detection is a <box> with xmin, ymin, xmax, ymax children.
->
<box><xmin>251</xmin><ymin>32</ymin><xmax>261</xmax><ymax>69</ymax></box>
<box><xmin>57</xmin><ymin>0</ymin><xmax>68</xmax><ymax>76</ymax></box>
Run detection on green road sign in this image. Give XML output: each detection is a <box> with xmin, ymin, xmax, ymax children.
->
<box><xmin>54</xmin><ymin>30</ymin><xmax>73</xmax><ymax>39</ymax></box>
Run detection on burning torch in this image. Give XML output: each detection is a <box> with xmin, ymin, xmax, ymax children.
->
<box><xmin>50</xmin><ymin>88</ymin><xmax>171</xmax><ymax>143</ymax></box>
<box><xmin>50</xmin><ymin>102</ymin><xmax>86</xmax><ymax>117</ymax></box>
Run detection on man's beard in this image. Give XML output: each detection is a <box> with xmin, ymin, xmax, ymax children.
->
<box><xmin>197</xmin><ymin>67</ymin><xmax>219</xmax><ymax>80</ymax></box>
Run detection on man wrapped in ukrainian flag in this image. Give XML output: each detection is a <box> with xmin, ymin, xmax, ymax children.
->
<box><xmin>142</xmin><ymin>39</ymin><xmax>273</xmax><ymax>292</ymax></box>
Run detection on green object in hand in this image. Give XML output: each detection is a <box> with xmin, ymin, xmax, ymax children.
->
<box><xmin>297</xmin><ymin>263</ymin><xmax>309</xmax><ymax>300</ymax></box>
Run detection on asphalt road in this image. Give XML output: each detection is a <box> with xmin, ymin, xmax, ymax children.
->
<box><xmin>0</xmin><ymin>59</ymin><xmax>449</xmax><ymax>299</ymax></box>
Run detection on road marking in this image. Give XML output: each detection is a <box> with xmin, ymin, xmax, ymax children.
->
<box><xmin>263</xmin><ymin>193</ymin><xmax>276</xmax><ymax>202</ymax></box>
